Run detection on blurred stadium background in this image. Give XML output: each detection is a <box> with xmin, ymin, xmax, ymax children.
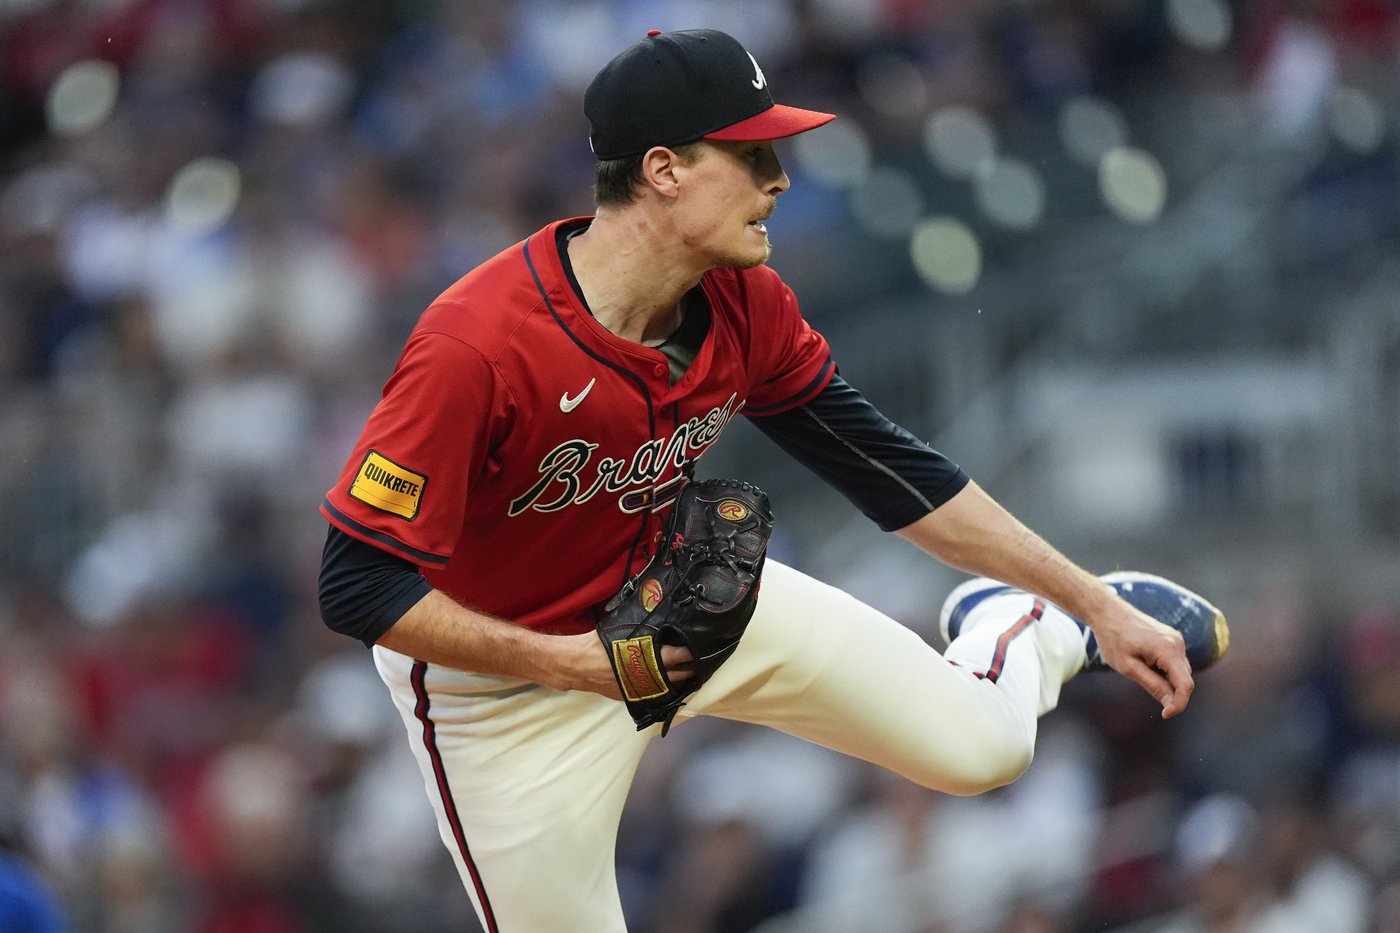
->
<box><xmin>2</xmin><ymin>0</ymin><xmax>1398</xmax><ymax>930</ymax></box>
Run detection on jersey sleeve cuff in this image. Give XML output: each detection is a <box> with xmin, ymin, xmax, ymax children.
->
<box><xmin>879</xmin><ymin>469</ymin><xmax>971</xmax><ymax>532</ymax></box>
<box><xmin>320</xmin><ymin>498</ymin><xmax>452</xmax><ymax>567</ymax></box>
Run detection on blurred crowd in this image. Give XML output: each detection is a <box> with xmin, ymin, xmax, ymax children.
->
<box><xmin>2</xmin><ymin>0</ymin><xmax>1399</xmax><ymax>931</ymax></box>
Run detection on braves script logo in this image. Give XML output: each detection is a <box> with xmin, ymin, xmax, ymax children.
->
<box><xmin>509</xmin><ymin>394</ymin><xmax>742</xmax><ymax>516</ymax></box>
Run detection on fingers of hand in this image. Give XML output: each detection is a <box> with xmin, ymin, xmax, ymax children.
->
<box><xmin>1158</xmin><ymin>655</ymin><xmax>1195</xmax><ymax>719</ymax></box>
<box><xmin>1122</xmin><ymin>637</ymin><xmax>1195</xmax><ymax>719</ymax></box>
<box><xmin>660</xmin><ymin>645</ymin><xmax>695</xmax><ymax>681</ymax></box>
<box><xmin>1150</xmin><ymin>624</ymin><xmax>1194</xmax><ymax>716</ymax></box>
<box><xmin>1120</xmin><ymin>656</ymin><xmax>1180</xmax><ymax>718</ymax></box>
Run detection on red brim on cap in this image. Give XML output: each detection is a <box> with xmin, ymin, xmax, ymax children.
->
<box><xmin>703</xmin><ymin>104</ymin><xmax>836</xmax><ymax>142</ymax></box>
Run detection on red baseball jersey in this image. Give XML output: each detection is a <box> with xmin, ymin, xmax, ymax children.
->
<box><xmin>321</xmin><ymin>218</ymin><xmax>834</xmax><ymax>635</ymax></box>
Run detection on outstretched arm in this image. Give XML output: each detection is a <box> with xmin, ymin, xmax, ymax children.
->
<box><xmin>894</xmin><ymin>481</ymin><xmax>1195</xmax><ymax>718</ymax></box>
<box><xmin>748</xmin><ymin>375</ymin><xmax>1194</xmax><ymax>716</ymax></box>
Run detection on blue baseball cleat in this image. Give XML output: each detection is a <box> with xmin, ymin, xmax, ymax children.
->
<box><xmin>940</xmin><ymin>571</ymin><xmax>1230</xmax><ymax>672</ymax></box>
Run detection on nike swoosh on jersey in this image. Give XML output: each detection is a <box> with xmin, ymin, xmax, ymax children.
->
<box><xmin>560</xmin><ymin>378</ymin><xmax>596</xmax><ymax>412</ymax></box>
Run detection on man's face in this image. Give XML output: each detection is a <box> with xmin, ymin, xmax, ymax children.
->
<box><xmin>673</xmin><ymin>139</ymin><xmax>790</xmax><ymax>269</ymax></box>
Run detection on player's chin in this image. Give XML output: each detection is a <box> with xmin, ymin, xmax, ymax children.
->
<box><xmin>721</xmin><ymin>239</ymin><xmax>773</xmax><ymax>270</ymax></box>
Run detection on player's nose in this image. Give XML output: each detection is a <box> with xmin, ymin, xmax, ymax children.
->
<box><xmin>766</xmin><ymin>162</ymin><xmax>790</xmax><ymax>196</ymax></box>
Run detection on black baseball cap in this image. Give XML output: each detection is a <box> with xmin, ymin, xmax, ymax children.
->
<box><xmin>584</xmin><ymin>28</ymin><xmax>836</xmax><ymax>160</ymax></box>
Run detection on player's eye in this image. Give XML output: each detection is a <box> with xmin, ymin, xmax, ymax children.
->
<box><xmin>745</xmin><ymin>146</ymin><xmax>782</xmax><ymax>180</ymax></box>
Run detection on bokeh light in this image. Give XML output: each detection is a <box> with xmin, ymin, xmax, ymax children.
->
<box><xmin>924</xmin><ymin>106</ymin><xmax>997</xmax><ymax>179</ymax></box>
<box><xmin>792</xmin><ymin>118</ymin><xmax>873</xmax><ymax>190</ymax></box>
<box><xmin>251</xmin><ymin>51</ymin><xmax>354</xmax><ymax>128</ymax></box>
<box><xmin>973</xmin><ymin>157</ymin><xmax>1046</xmax><ymax>231</ymax></box>
<box><xmin>46</xmin><ymin>60</ymin><xmax>121</xmax><ymax>138</ymax></box>
<box><xmin>849</xmin><ymin>166</ymin><xmax>925</xmax><ymax>240</ymax></box>
<box><xmin>1059</xmin><ymin>96</ymin><xmax>1129</xmax><ymax>167</ymax></box>
<box><xmin>856</xmin><ymin>53</ymin><xmax>929</xmax><ymax>120</ymax></box>
<box><xmin>1099</xmin><ymin>147</ymin><xmax>1168</xmax><ymax>223</ymax></box>
<box><xmin>165</xmin><ymin>158</ymin><xmax>242</xmax><ymax>233</ymax></box>
<box><xmin>910</xmin><ymin>216</ymin><xmax>982</xmax><ymax>294</ymax></box>
<box><xmin>1328</xmin><ymin>86</ymin><xmax>1385</xmax><ymax>154</ymax></box>
<box><xmin>1166</xmin><ymin>0</ymin><xmax>1232</xmax><ymax>52</ymax></box>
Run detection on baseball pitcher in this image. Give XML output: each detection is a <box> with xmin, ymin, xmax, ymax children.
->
<box><xmin>317</xmin><ymin>29</ymin><xmax>1228</xmax><ymax>932</ymax></box>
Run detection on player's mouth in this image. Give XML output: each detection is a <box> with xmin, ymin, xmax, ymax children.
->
<box><xmin>746</xmin><ymin>200</ymin><xmax>776</xmax><ymax>242</ymax></box>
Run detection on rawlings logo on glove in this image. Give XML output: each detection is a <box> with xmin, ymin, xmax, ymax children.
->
<box><xmin>597</xmin><ymin>478</ymin><xmax>773</xmax><ymax>734</ymax></box>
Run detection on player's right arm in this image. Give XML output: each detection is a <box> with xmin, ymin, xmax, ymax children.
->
<box><xmin>317</xmin><ymin>524</ymin><xmax>691</xmax><ymax>698</ymax></box>
<box><xmin>376</xmin><ymin>587</ymin><xmax>625</xmax><ymax>698</ymax></box>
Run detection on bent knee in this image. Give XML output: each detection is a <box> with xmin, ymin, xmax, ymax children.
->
<box><xmin>918</xmin><ymin>733</ymin><xmax>1035</xmax><ymax>796</ymax></box>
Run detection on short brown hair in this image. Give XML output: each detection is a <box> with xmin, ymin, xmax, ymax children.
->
<box><xmin>593</xmin><ymin>142</ymin><xmax>704</xmax><ymax>206</ymax></box>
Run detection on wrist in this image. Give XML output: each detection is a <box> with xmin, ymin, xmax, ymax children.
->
<box><xmin>526</xmin><ymin>630</ymin><xmax>604</xmax><ymax>692</ymax></box>
<box><xmin>1053</xmin><ymin>574</ymin><xmax>1119</xmax><ymax>629</ymax></box>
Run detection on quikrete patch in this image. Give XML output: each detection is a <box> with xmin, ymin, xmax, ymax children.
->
<box><xmin>350</xmin><ymin>451</ymin><xmax>427</xmax><ymax>520</ymax></box>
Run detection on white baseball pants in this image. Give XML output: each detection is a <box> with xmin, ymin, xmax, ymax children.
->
<box><xmin>372</xmin><ymin>559</ymin><xmax>1087</xmax><ymax>932</ymax></box>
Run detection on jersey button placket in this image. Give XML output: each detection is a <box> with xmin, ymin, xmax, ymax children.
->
<box><xmin>653</xmin><ymin>363</ymin><xmax>666</xmax><ymax>378</ymax></box>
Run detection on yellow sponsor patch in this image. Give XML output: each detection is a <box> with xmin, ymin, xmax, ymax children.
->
<box><xmin>350</xmin><ymin>451</ymin><xmax>426</xmax><ymax>520</ymax></box>
<box><xmin>611</xmin><ymin>635</ymin><xmax>669</xmax><ymax>701</ymax></box>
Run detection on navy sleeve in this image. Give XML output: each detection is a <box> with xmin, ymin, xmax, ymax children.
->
<box><xmin>319</xmin><ymin>525</ymin><xmax>433</xmax><ymax>648</ymax></box>
<box><xmin>746</xmin><ymin>372</ymin><xmax>969</xmax><ymax>532</ymax></box>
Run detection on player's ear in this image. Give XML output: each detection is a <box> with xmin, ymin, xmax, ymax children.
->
<box><xmin>640</xmin><ymin>146</ymin><xmax>686</xmax><ymax>199</ymax></box>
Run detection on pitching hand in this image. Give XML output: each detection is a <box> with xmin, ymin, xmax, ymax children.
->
<box><xmin>1088</xmin><ymin>600</ymin><xmax>1195</xmax><ymax>718</ymax></box>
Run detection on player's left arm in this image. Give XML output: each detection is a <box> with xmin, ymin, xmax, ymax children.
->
<box><xmin>748</xmin><ymin>373</ymin><xmax>1194</xmax><ymax>717</ymax></box>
